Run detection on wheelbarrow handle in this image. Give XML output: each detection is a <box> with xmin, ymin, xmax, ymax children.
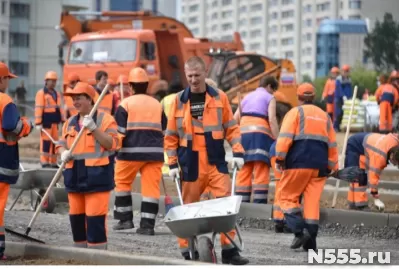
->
<box><xmin>231</xmin><ymin>165</ymin><xmax>238</xmax><ymax>197</ymax></box>
<box><xmin>174</xmin><ymin>174</ymin><xmax>184</xmax><ymax>206</ymax></box>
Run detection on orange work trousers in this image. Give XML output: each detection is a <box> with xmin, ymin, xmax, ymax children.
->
<box><xmin>178</xmin><ymin>149</ymin><xmax>236</xmax><ymax>254</ymax></box>
<box><xmin>0</xmin><ymin>183</ymin><xmax>10</xmax><ymax>256</ymax></box>
<box><xmin>114</xmin><ymin>160</ymin><xmax>162</xmax><ymax>229</ymax></box>
<box><xmin>270</xmin><ymin>157</ymin><xmax>284</xmax><ymax>223</ymax></box>
<box><xmin>68</xmin><ymin>191</ymin><xmax>110</xmax><ymax>249</ymax></box>
<box><xmin>379</xmin><ymin>101</ymin><xmax>392</xmax><ymax>133</ymax></box>
<box><xmin>326</xmin><ymin>103</ymin><xmax>334</xmax><ymax>121</ymax></box>
<box><xmin>235</xmin><ymin>161</ymin><xmax>269</xmax><ymax>203</ymax></box>
<box><xmin>277</xmin><ymin>169</ymin><xmax>326</xmax><ymax>237</ymax></box>
<box><xmin>347</xmin><ymin>155</ymin><xmax>368</xmax><ymax>209</ymax></box>
<box><xmin>40</xmin><ymin>123</ymin><xmax>59</xmax><ymax>167</ymax></box>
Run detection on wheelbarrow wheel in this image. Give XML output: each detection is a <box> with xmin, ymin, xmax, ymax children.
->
<box><xmin>36</xmin><ymin>189</ymin><xmax>56</xmax><ymax>213</ymax></box>
<box><xmin>197</xmin><ymin>236</ymin><xmax>217</xmax><ymax>263</ymax></box>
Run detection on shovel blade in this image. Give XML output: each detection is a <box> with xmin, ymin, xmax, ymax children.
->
<box><xmin>5</xmin><ymin>227</ymin><xmax>45</xmax><ymax>244</ymax></box>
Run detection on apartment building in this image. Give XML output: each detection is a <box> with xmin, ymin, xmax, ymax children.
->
<box><xmin>180</xmin><ymin>0</ymin><xmax>399</xmax><ymax>80</ymax></box>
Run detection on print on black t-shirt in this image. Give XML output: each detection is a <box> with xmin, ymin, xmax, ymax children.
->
<box><xmin>190</xmin><ymin>92</ymin><xmax>206</xmax><ymax>120</ymax></box>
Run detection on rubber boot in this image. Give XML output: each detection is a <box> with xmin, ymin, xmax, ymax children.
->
<box><xmin>290</xmin><ymin>230</ymin><xmax>311</xmax><ymax>249</ymax></box>
<box><xmin>182</xmin><ymin>251</ymin><xmax>199</xmax><ymax>261</ymax></box>
<box><xmin>302</xmin><ymin>236</ymin><xmax>317</xmax><ymax>252</ymax></box>
<box><xmin>113</xmin><ymin>220</ymin><xmax>134</xmax><ymax>230</ymax></box>
<box><xmin>283</xmin><ymin>224</ymin><xmax>293</xmax><ymax>233</ymax></box>
<box><xmin>221</xmin><ymin>248</ymin><xmax>249</xmax><ymax>265</ymax></box>
<box><xmin>275</xmin><ymin>223</ymin><xmax>284</xmax><ymax>233</ymax></box>
<box><xmin>136</xmin><ymin>218</ymin><xmax>155</xmax><ymax>235</ymax></box>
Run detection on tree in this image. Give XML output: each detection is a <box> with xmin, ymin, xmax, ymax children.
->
<box><xmin>364</xmin><ymin>13</ymin><xmax>399</xmax><ymax>72</ymax></box>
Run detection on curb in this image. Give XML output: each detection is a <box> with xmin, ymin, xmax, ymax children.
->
<box><xmin>4</xmin><ymin>241</ymin><xmax>204</xmax><ymax>265</ymax></box>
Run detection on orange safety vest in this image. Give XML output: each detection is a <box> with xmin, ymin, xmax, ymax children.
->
<box><xmin>375</xmin><ymin>84</ymin><xmax>399</xmax><ymax>106</ymax></box>
<box><xmin>115</xmin><ymin>94</ymin><xmax>165</xmax><ymax>161</ymax></box>
<box><xmin>57</xmin><ymin>111</ymin><xmax>120</xmax><ymax>192</ymax></box>
<box><xmin>276</xmin><ymin>104</ymin><xmax>338</xmax><ymax>174</ymax></box>
<box><xmin>95</xmin><ymin>87</ymin><xmax>115</xmax><ymax>115</ymax></box>
<box><xmin>35</xmin><ymin>87</ymin><xmax>65</xmax><ymax>127</ymax></box>
<box><xmin>0</xmin><ymin>92</ymin><xmax>32</xmax><ymax>183</ymax></box>
<box><xmin>363</xmin><ymin>133</ymin><xmax>399</xmax><ymax>193</ymax></box>
<box><xmin>164</xmin><ymin>85</ymin><xmax>244</xmax><ymax>181</ymax></box>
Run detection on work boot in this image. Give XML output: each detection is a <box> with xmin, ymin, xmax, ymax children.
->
<box><xmin>283</xmin><ymin>225</ymin><xmax>293</xmax><ymax>233</ymax></box>
<box><xmin>222</xmin><ymin>248</ymin><xmax>249</xmax><ymax>265</ymax></box>
<box><xmin>275</xmin><ymin>223</ymin><xmax>284</xmax><ymax>233</ymax></box>
<box><xmin>182</xmin><ymin>251</ymin><xmax>199</xmax><ymax>260</ymax></box>
<box><xmin>113</xmin><ymin>220</ymin><xmax>134</xmax><ymax>230</ymax></box>
<box><xmin>290</xmin><ymin>231</ymin><xmax>311</xmax><ymax>249</ymax></box>
<box><xmin>302</xmin><ymin>236</ymin><xmax>317</xmax><ymax>252</ymax></box>
<box><xmin>136</xmin><ymin>227</ymin><xmax>155</xmax><ymax>235</ymax></box>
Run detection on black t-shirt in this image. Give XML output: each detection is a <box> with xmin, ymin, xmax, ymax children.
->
<box><xmin>190</xmin><ymin>92</ymin><xmax>206</xmax><ymax>120</ymax></box>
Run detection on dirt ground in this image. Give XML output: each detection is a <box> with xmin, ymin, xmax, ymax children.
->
<box><xmin>2</xmin><ymin>257</ymin><xmax>94</xmax><ymax>265</ymax></box>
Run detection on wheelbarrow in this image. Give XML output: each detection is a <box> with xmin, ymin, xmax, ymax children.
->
<box><xmin>164</xmin><ymin>166</ymin><xmax>244</xmax><ymax>264</ymax></box>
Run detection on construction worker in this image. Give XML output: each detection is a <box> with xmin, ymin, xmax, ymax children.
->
<box><xmin>113</xmin><ymin>75</ymin><xmax>132</xmax><ymax>108</ymax></box>
<box><xmin>275</xmin><ymin>83</ymin><xmax>338</xmax><ymax>251</ymax></box>
<box><xmin>346</xmin><ymin>132</ymin><xmax>399</xmax><ymax>210</ymax></box>
<box><xmin>64</xmin><ymin>72</ymin><xmax>80</xmax><ymax>118</ymax></box>
<box><xmin>333</xmin><ymin>65</ymin><xmax>352</xmax><ymax>132</ymax></box>
<box><xmin>56</xmin><ymin>82</ymin><xmax>119</xmax><ymax>250</ymax></box>
<box><xmin>113</xmin><ymin>67</ymin><xmax>166</xmax><ymax>235</ymax></box>
<box><xmin>270</xmin><ymin>140</ymin><xmax>285</xmax><ymax>232</ymax></box>
<box><xmin>375</xmin><ymin>74</ymin><xmax>399</xmax><ymax>133</ymax></box>
<box><xmin>35</xmin><ymin>71</ymin><xmax>65</xmax><ymax>168</ymax></box>
<box><xmin>95</xmin><ymin>70</ymin><xmax>116</xmax><ymax>115</ymax></box>
<box><xmin>0</xmin><ymin>62</ymin><xmax>34</xmax><ymax>260</ymax></box>
<box><xmin>165</xmin><ymin>56</ymin><xmax>249</xmax><ymax>265</ymax></box>
<box><xmin>233</xmin><ymin>76</ymin><xmax>279</xmax><ymax>204</ymax></box>
<box><xmin>322</xmin><ymin>67</ymin><xmax>340</xmax><ymax>120</ymax></box>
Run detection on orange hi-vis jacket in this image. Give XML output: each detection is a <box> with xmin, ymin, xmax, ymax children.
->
<box><xmin>276</xmin><ymin>104</ymin><xmax>338</xmax><ymax>175</ymax></box>
<box><xmin>375</xmin><ymin>83</ymin><xmax>399</xmax><ymax>106</ymax></box>
<box><xmin>322</xmin><ymin>78</ymin><xmax>336</xmax><ymax>113</ymax></box>
<box><xmin>95</xmin><ymin>87</ymin><xmax>115</xmax><ymax>115</ymax></box>
<box><xmin>35</xmin><ymin>87</ymin><xmax>65</xmax><ymax>127</ymax></box>
<box><xmin>114</xmin><ymin>94</ymin><xmax>167</xmax><ymax>161</ymax></box>
<box><xmin>56</xmin><ymin>111</ymin><xmax>120</xmax><ymax>193</ymax></box>
<box><xmin>363</xmin><ymin>133</ymin><xmax>399</xmax><ymax>195</ymax></box>
<box><xmin>0</xmin><ymin>92</ymin><xmax>33</xmax><ymax>184</ymax></box>
<box><xmin>164</xmin><ymin>85</ymin><xmax>244</xmax><ymax>181</ymax></box>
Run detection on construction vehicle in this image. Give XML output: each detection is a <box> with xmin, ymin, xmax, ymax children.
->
<box><xmin>57</xmin><ymin>10</ymin><xmax>297</xmax><ymax>119</ymax></box>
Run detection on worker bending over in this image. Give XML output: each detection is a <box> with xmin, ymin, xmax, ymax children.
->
<box><xmin>165</xmin><ymin>56</ymin><xmax>249</xmax><ymax>265</ymax></box>
<box><xmin>333</xmin><ymin>65</ymin><xmax>352</xmax><ymax>132</ymax></box>
<box><xmin>64</xmin><ymin>72</ymin><xmax>80</xmax><ymax>118</ymax></box>
<box><xmin>57</xmin><ymin>82</ymin><xmax>119</xmax><ymax>250</ymax></box>
<box><xmin>35</xmin><ymin>71</ymin><xmax>65</xmax><ymax>168</ymax></box>
<box><xmin>346</xmin><ymin>132</ymin><xmax>399</xmax><ymax>210</ymax></box>
<box><xmin>322</xmin><ymin>67</ymin><xmax>340</xmax><ymax>120</ymax></box>
<box><xmin>113</xmin><ymin>67</ymin><xmax>166</xmax><ymax>235</ymax></box>
<box><xmin>0</xmin><ymin>62</ymin><xmax>34</xmax><ymax>260</ymax></box>
<box><xmin>94</xmin><ymin>70</ymin><xmax>115</xmax><ymax>115</ymax></box>
<box><xmin>233</xmin><ymin>76</ymin><xmax>279</xmax><ymax>204</ymax></box>
<box><xmin>375</xmin><ymin>74</ymin><xmax>399</xmax><ymax>133</ymax></box>
<box><xmin>275</xmin><ymin>83</ymin><xmax>338</xmax><ymax>251</ymax></box>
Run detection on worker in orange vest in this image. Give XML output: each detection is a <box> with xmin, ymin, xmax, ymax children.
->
<box><xmin>57</xmin><ymin>82</ymin><xmax>120</xmax><ymax>250</ymax></box>
<box><xmin>375</xmin><ymin>74</ymin><xmax>399</xmax><ymax>133</ymax></box>
<box><xmin>64</xmin><ymin>72</ymin><xmax>80</xmax><ymax>118</ymax></box>
<box><xmin>113</xmin><ymin>67</ymin><xmax>166</xmax><ymax>235</ymax></box>
<box><xmin>322</xmin><ymin>67</ymin><xmax>340</xmax><ymax>120</ymax></box>
<box><xmin>113</xmin><ymin>74</ymin><xmax>132</xmax><ymax>108</ymax></box>
<box><xmin>35</xmin><ymin>71</ymin><xmax>65</xmax><ymax>168</ymax></box>
<box><xmin>94</xmin><ymin>70</ymin><xmax>116</xmax><ymax>115</ymax></box>
<box><xmin>275</xmin><ymin>83</ymin><xmax>338</xmax><ymax>251</ymax></box>
<box><xmin>165</xmin><ymin>56</ymin><xmax>249</xmax><ymax>265</ymax></box>
<box><xmin>0</xmin><ymin>62</ymin><xmax>34</xmax><ymax>260</ymax></box>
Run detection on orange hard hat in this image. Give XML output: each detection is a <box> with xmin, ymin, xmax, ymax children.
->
<box><xmin>128</xmin><ymin>67</ymin><xmax>149</xmax><ymax>83</ymax></box>
<box><xmin>118</xmin><ymin>74</ymin><xmax>129</xmax><ymax>84</ymax></box>
<box><xmin>64</xmin><ymin>82</ymin><xmax>98</xmax><ymax>102</ymax></box>
<box><xmin>330</xmin><ymin>67</ymin><xmax>340</xmax><ymax>73</ymax></box>
<box><xmin>341</xmin><ymin>65</ymin><xmax>350</xmax><ymax>72</ymax></box>
<box><xmin>0</xmin><ymin>62</ymin><xmax>17</xmax><ymax>79</ymax></box>
<box><xmin>67</xmin><ymin>72</ymin><xmax>80</xmax><ymax>83</ymax></box>
<box><xmin>297</xmin><ymin>83</ymin><xmax>315</xmax><ymax>96</ymax></box>
<box><xmin>45</xmin><ymin>71</ymin><xmax>58</xmax><ymax>80</ymax></box>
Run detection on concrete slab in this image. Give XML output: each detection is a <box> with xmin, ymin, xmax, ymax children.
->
<box><xmin>320</xmin><ymin>208</ymin><xmax>389</xmax><ymax>227</ymax></box>
<box><xmin>387</xmin><ymin>214</ymin><xmax>399</xmax><ymax>227</ymax></box>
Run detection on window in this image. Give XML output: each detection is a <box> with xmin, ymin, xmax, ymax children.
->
<box><xmin>284</xmin><ymin>51</ymin><xmax>293</xmax><ymax>58</ymax></box>
<box><xmin>317</xmin><ymin>2</ymin><xmax>330</xmax><ymax>12</ymax></box>
<box><xmin>250</xmin><ymin>43</ymin><xmax>260</xmax><ymax>51</ymax></box>
<box><xmin>239</xmin><ymin>6</ymin><xmax>247</xmax><ymax>12</ymax></box>
<box><xmin>222</xmin><ymin>0</ymin><xmax>232</xmax><ymax>6</ymax></box>
<box><xmin>302</xmin><ymin>33</ymin><xmax>312</xmax><ymax>42</ymax></box>
<box><xmin>9</xmin><ymin>61</ymin><xmax>29</xmax><ymax>76</ymax></box>
<box><xmin>269</xmin><ymin>39</ymin><xmax>277</xmax><ymax>46</ymax></box>
<box><xmin>222</xmin><ymin>23</ymin><xmax>232</xmax><ymax>31</ymax></box>
<box><xmin>271</xmin><ymin>12</ymin><xmax>278</xmax><ymax>19</ymax></box>
<box><xmin>250</xmin><ymin>29</ymin><xmax>261</xmax><ymax>38</ymax></box>
<box><xmin>282</xmin><ymin>38</ymin><xmax>294</xmax><ymax>46</ymax></box>
<box><xmin>68</xmin><ymin>39</ymin><xmax>137</xmax><ymax>64</ymax></box>
<box><xmin>222</xmin><ymin>10</ymin><xmax>233</xmax><ymax>18</ymax></box>
<box><xmin>306</xmin><ymin>62</ymin><xmax>312</xmax><ymax>69</ymax></box>
<box><xmin>239</xmin><ymin>19</ymin><xmax>247</xmax><ymax>26</ymax></box>
<box><xmin>250</xmin><ymin>3</ymin><xmax>262</xmax><ymax>11</ymax></box>
<box><xmin>191</xmin><ymin>28</ymin><xmax>199</xmax><ymax>36</ymax></box>
<box><xmin>250</xmin><ymin>17</ymin><xmax>262</xmax><ymax>25</ymax></box>
<box><xmin>188</xmin><ymin>16</ymin><xmax>198</xmax><ymax>23</ymax></box>
<box><xmin>240</xmin><ymin>31</ymin><xmax>247</xmax><ymax>38</ymax></box>
<box><xmin>1</xmin><ymin>30</ymin><xmax>6</xmax><ymax>45</ymax></box>
<box><xmin>212</xmin><ymin>0</ymin><xmax>217</xmax><ymax>7</ymax></box>
<box><xmin>349</xmin><ymin>15</ymin><xmax>361</xmax><ymax>19</ymax></box>
<box><xmin>282</xmin><ymin>0</ymin><xmax>294</xmax><ymax>5</ymax></box>
<box><xmin>269</xmin><ymin>25</ymin><xmax>278</xmax><ymax>33</ymax></box>
<box><xmin>305</xmin><ymin>19</ymin><xmax>312</xmax><ymax>27</ymax></box>
<box><xmin>211</xmin><ymin>25</ymin><xmax>217</xmax><ymax>31</ymax></box>
<box><xmin>9</xmin><ymin>32</ymin><xmax>29</xmax><ymax>47</ymax></box>
<box><xmin>282</xmin><ymin>23</ymin><xmax>294</xmax><ymax>32</ymax></box>
<box><xmin>211</xmin><ymin>13</ymin><xmax>218</xmax><ymax>19</ymax></box>
<box><xmin>349</xmin><ymin>0</ymin><xmax>361</xmax><ymax>9</ymax></box>
<box><xmin>281</xmin><ymin>10</ymin><xmax>294</xmax><ymax>18</ymax></box>
<box><xmin>189</xmin><ymin>4</ymin><xmax>198</xmax><ymax>12</ymax></box>
<box><xmin>269</xmin><ymin>0</ymin><xmax>278</xmax><ymax>7</ymax></box>
<box><xmin>1</xmin><ymin>1</ymin><xmax>6</xmax><ymax>15</ymax></box>
<box><xmin>303</xmin><ymin>4</ymin><xmax>311</xmax><ymax>13</ymax></box>
<box><xmin>10</xmin><ymin>3</ymin><xmax>30</xmax><ymax>19</ymax></box>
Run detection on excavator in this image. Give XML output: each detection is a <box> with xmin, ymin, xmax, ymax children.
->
<box><xmin>57</xmin><ymin>10</ymin><xmax>297</xmax><ymax>120</ymax></box>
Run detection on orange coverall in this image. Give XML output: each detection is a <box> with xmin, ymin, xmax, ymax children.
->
<box><xmin>375</xmin><ymin>84</ymin><xmax>399</xmax><ymax>133</ymax></box>
<box><xmin>322</xmin><ymin>78</ymin><xmax>336</xmax><ymax>120</ymax></box>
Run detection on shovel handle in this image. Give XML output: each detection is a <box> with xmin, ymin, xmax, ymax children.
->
<box><xmin>41</xmin><ymin>128</ymin><xmax>59</xmax><ymax>145</ymax></box>
<box><xmin>25</xmin><ymin>84</ymin><xmax>111</xmax><ymax>235</ymax></box>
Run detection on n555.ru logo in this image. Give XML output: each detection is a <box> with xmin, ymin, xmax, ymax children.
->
<box><xmin>308</xmin><ymin>249</ymin><xmax>390</xmax><ymax>264</ymax></box>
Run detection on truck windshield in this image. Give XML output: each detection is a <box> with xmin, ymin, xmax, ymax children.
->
<box><xmin>207</xmin><ymin>58</ymin><xmax>224</xmax><ymax>85</ymax></box>
<box><xmin>68</xmin><ymin>38</ymin><xmax>137</xmax><ymax>64</ymax></box>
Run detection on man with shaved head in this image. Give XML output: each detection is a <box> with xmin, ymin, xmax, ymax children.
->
<box><xmin>164</xmin><ymin>56</ymin><xmax>249</xmax><ymax>264</ymax></box>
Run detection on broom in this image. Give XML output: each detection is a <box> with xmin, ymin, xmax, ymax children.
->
<box><xmin>162</xmin><ymin>175</ymin><xmax>174</xmax><ymax>214</ymax></box>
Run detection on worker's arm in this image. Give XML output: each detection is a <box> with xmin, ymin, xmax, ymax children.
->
<box><xmin>275</xmin><ymin>108</ymin><xmax>298</xmax><ymax>163</ymax></box>
<box><xmin>322</xmin><ymin>80</ymin><xmax>329</xmax><ymax>100</ymax></box>
<box><xmin>164</xmin><ymin>97</ymin><xmax>180</xmax><ymax>168</ymax></box>
<box><xmin>93</xmin><ymin>114</ymin><xmax>120</xmax><ymax>151</ymax></box>
<box><xmin>221</xmin><ymin>92</ymin><xmax>244</xmax><ymax>157</ymax></box>
<box><xmin>2</xmin><ymin>103</ymin><xmax>33</xmax><ymax>139</ymax></box>
<box><xmin>393</xmin><ymin>87</ymin><xmax>399</xmax><ymax>106</ymax></box>
<box><xmin>327</xmin><ymin>116</ymin><xmax>339</xmax><ymax>171</ymax></box>
<box><xmin>34</xmin><ymin>90</ymin><xmax>44</xmax><ymax>126</ymax></box>
<box><xmin>233</xmin><ymin>107</ymin><xmax>240</xmax><ymax>123</ymax></box>
<box><xmin>114</xmin><ymin>102</ymin><xmax>128</xmax><ymax>145</ymax></box>
<box><xmin>367</xmin><ymin>154</ymin><xmax>387</xmax><ymax>198</ymax></box>
<box><xmin>268</xmin><ymin>97</ymin><xmax>279</xmax><ymax>138</ymax></box>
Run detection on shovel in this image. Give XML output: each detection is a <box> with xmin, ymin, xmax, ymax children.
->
<box><xmin>41</xmin><ymin>128</ymin><xmax>61</xmax><ymax>146</ymax></box>
<box><xmin>5</xmin><ymin>84</ymin><xmax>112</xmax><ymax>244</ymax></box>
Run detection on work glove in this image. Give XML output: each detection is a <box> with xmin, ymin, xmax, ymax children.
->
<box><xmin>169</xmin><ymin>168</ymin><xmax>180</xmax><ymax>179</ymax></box>
<box><xmin>232</xmin><ymin>157</ymin><xmax>244</xmax><ymax>170</ymax></box>
<box><xmin>374</xmin><ymin>198</ymin><xmax>385</xmax><ymax>211</ymax></box>
<box><xmin>61</xmin><ymin>150</ymin><xmax>73</xmax><ymax>163</ymax></box>
<box><xmin>82</xmin><ymin>115</ymin><xmax>97</xmax><ymax>132</ymax></box>
<box><xmin>35</xmin><ymin>125</ymin><xmax>42</xmax><ymax>131</ymax></box>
